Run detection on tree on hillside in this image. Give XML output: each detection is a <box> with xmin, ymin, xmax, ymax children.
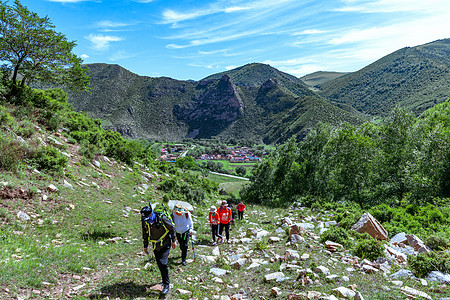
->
<box><xmin>0</xmin><ymin>0</ymin><xmax>90</xmax><ymax>101</ymax></box>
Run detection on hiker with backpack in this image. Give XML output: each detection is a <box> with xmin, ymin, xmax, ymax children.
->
<box><xmin>171</xmin><ymin>203</ymin><xmax>194</xmax><ymax>266</ymax></box>
<box><xmin>141</xmin><ymin>203</ymin><xmax>176</xmax><ymax>296</ymax></box>
<box><xmin>208</xmin><ymin>206</ymin><xmax>223</xmax><ymax>245</ymax></box>
<box><xmin>218</xmin><ymin>200</ymin><xmax>233</xmax><ymax>243</ymax></box>
<box><xmin>236</xmin><ymin>202</ymin><xmax>246</xmax><ymax>220</ymax></box>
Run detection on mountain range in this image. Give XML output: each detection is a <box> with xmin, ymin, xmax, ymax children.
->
<box><xmin>67</xmin><ymin>38</ymin><xmax>450</xmax><ymax>143</ymax></box>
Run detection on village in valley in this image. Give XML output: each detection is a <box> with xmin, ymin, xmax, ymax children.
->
<box><xmin>158</xmin><ymin>144</ymin><xmax>265</xmax><ymax>163</ymax></box>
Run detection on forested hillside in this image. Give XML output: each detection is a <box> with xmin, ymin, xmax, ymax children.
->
<box><xmin>318</xmin><ymin>39</ymin><xmax>450</xmax><ymax>116</ymax></box>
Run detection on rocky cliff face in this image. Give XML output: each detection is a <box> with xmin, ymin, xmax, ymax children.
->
<box><xmin>173</xmin><ymin>75</ymin><xmax>244</xmax><ymax>138</ymax></box>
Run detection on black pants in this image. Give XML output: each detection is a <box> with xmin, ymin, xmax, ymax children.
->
<box><xmin>211</xmin><ymin>224</ymin><xmax>222</xmax><ymax>242</ymax></box>
<box><xmin>154</xmin><ymin>244</ymin><xmax>170</xmax><ymax>286</ymax></box>
<box><xmin>238</xmin><ymin>211</ymin><xmax>244</xmax><ymax>220</ymax></box>
<box><xmin>219</xmin><ymin>223</ymin><xmax>230</xmax><ymax>240</ymax></box>
<box><xmin>176</xmin><ymin>232</ymin><xmax>189</xmax><ymax>262</ymax></box>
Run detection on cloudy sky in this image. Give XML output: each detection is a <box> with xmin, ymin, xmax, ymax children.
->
<box><xmin>19</xmin><ymin>0</ymin><xmax>450</xmax><ymax>80</ymax></box>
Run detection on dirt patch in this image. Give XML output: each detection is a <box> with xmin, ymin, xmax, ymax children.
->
<box><xmin>0</xmin><ymin>186</ymin><xmax>32</xmax><ymax>200</ymax></box>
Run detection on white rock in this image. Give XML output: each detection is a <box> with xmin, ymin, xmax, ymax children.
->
<box><xmin>264</xmin><ymin>272</ymin><xmax>285</xmax><ymax>282</ymax></box>
<box><xmin>48</xmin><ymin>184</ymin><xmax>58</xmax><ymax>192</ymax></box>
<box><xmin>400</xmin><ymin>286</ymin><xmax>432</xmax><ymax>300</ymax></box>
<box><xmin>315</xmin><ymin>266</ymin><xmax>330</xmax><ymax>275</ymax></box>
<box><xmin>332</xmin><ymin>287</ymin><xmax>356</xmax><ymax>299</ymax></box>
<box><xmin>271</xmin><ymin>287</ymin><xmax>282</xmax><ymax>296</ymax></box>
<box><xmin>212</xmin><ymin>246</ymin><xmax>220</xmax><ymax>256</ymax></box>
<box><xmin>210</xmin><ymin>268</ymin><xmax>227</xmax><ymax>276</ymax></box>
<box><xmin>425</xmin><ymin>271</ymin><xmax>450</xmax><ymax>283</ymax></box>
<box><xmin>17</xmin><ymin>211</ymin><xmax>30</xmax><ymax>221</ymax></box>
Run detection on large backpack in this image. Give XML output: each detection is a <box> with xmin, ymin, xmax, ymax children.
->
<box><xmin>141</xmin><ymin>203</ymin><xmax>171</xmax><ymax>247</ymax></box>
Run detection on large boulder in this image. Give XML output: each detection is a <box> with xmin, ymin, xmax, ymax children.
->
<box><xmin>351</xmin><ymin>213</ymin><xmax>388</xmax><ymax>240</ymax></box>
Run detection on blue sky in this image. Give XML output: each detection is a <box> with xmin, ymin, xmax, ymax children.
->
<box><xmin>19</xmin><ymin>0</ymin><xmax>450</xmax><ymax>81</ymax></box>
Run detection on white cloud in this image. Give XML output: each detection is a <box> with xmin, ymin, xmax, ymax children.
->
<box><xmin>96</xmin><ymin>20</ymin><xmax>132</xmax><ymax>28</ymax></box>
<box><xmin>86</xmin><ymin>34</ymin><xmax>124</xmax><ymax>51</ymax></box>
<box><xmin>80</xmin><ymin>54</ymin><xmax>89</xmax><ymax>59</ymax></box>
<box><xmin>293</xmin><ymin>29</ymin><xmax>326</xmax><ymax>35</ymax></box>
<box><xmin>109</xmin><ymin>51</ymin><xmax>136</xmax><ymax>61</ymax></box>
<box><xmin>334</xmin><ymin>0</ymin><xmax>450</xmax><ymax>14</ymax></box>
<box><xmin>225</xmin><ymin>65</ymin><xmax>239</xmax><ymax>70</ymax></box>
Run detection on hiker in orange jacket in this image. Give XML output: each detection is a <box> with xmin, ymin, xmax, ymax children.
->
<box><xmin>218</xmin><ymin>200</ymin><xmax>233</xmax><ymax>243</ymax></box>
<box><xmin>236</xmin><ymin>202</ymin><xmax>246</xmax><ymax>220</ymax></box>
<box><xmin>208</xmin><ymin>206</ymin><xmax>223</xmax><ymax>245</ymax></box>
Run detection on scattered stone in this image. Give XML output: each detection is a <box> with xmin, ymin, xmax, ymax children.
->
<box><xmin>290</xmin><ymin>234</ymin><xmax>305</xmax><ymax>243</ymax></box>
<box><xmin>426</xmin><ymin>271</ymin><xmax>450</xmax><ymax>283</ymax></box>
<box><xmin>176</xmin><ymin>288</ymin><xmax>192</xmax><ymax>295</ymax></box>
<box><xmin>389</xmin><ymin>269</ymin><xmax>416</xmax><ymax>280</ymax></box>
<box><xmin>42</xmin><ymin>194</ymin><xmax>48</xmax><ymax>201</ymax></box>
<box><xmin>264</xmin><ymin>272</ymin><xmax>285</xmax><ymax>282</ymax></box>
<box><xmin>390</xmin><ymin>232</ymin><xmax>408</xmax><ymax>244</ymax></box>
<box><xmin>332</xmin><ymin>287</ymin><xmax>356</xmax><ymax>299</ymax></box>
<box><xmin>300</xmin><ymin>253</ymin><xmax>310</xmax><ymax>260</ymax></box>
<box><xmin>401</xmin><ymin>286</ymin><xmax>432</xmax><ymax>300</ymax></box>
<box><xmin>351</xmin><ymin>212</ymin><xmax>388</xmax><ymax>240</ymax></box>
<box><xmin>391</xmin><ymin>280</ymin><xmax>403</xmax><ymax>286</ymax></box>
<box><xmin>231</xmin><ymin>258</ymin><xmax>247</xmax><ymax>270</ymax></box>
<box><xmin>271</xmin><ymin>287</ymin><xmax>282</xmax><ymax>297</ymax></box>
<box><xmin>406</xmin><ymin>234</ymin><xmax>431</xmax><ymax>253</ymax></box>
<box><xmin>212</xmin><ymin>246</ymin><xmax>220</xmax><ymax>256</ymax></box>
<box><xmin>93</xmin><ymin>160</ymin><xmax>101</xmax><ymax>168</ymax></box>
<box><xmin>210</xmin><ymin>268</ymin><xmax>227</xmax><ymax>276</ymax></box>
<box><xmin>17</xmin><ymin>211</ymin><xmax>30</xmax><ymax>221</ymax></box>
<box><xmin>314</xmin><ymin>266</ymin><xmax>330</xmax><ymax>275</ymax></box>
<box><xmin>48</xmin><ymin>184</ymin><xmax>58</xmax><ymax>192</ymax></box>
<box><xmin>269</xmin><ymin>237</ymin><xmax>281</xmax><ymax>243</ymax></box>
<box><xmin>354</xmin><ymin>291</ymin><xmax>365</xmax><ymax>300</ymax></box>
<box><xmin>298</xmin><ymin>223</ymin><xmax>314</xmax><ymax>230</ymax></box>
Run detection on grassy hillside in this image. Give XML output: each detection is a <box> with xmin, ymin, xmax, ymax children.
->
<box><xmin>300</xmin><ymin>71</ymin><xmax>350</xmax><ymax>87</ymax></box>
<box><xmin>318</xmin><ymin>39</ymin><xmax>450</xmax><ymax>116</ymax></box>
<box><xmin>68</xmin><ymin>63</ymin><xmax>362</xmax><ymax>144</ymax></box>
<box><xmin>2</xmin><ymin>87</ymin><xmax>450</xmax><ymax>299</ymax></box>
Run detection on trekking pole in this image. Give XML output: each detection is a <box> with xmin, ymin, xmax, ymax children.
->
<box><xmin>191</xmin><ymin>236</ymin><xmax>196</xmax><ymax>261</ymax></box>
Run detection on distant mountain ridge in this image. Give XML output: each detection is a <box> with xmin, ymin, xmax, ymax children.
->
<box><xmin>66</xmin><ymin>39</ymin><xmax>450</xmax><ymax>143</ymax></box>
<box><xmin>318</xmin><ymin>39</ymin><xmax>450</xmax><ymax>116</ymax></box>
<box><xmin>68</xmin><ymin>63</ymin><xmax>362</xmax><ymax>143</ymax></box>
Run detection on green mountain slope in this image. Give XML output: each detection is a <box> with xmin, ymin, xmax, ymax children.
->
<box><xmin>300</xmin><ymin>71</ymin><xmax>350</xmax><ymax>87</ymax></box>
<box><xmin>68</xmin><ymin>63</ymin><xmax>362</xmax><ymax>143</ymax></box>
<box><xmin>318</xmin><ymin>39</ymin><xmax>450</xmax><ymax>116</ymax></box>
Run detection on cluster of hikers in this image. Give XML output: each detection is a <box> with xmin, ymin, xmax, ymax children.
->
<box><xmin>140</xmin><ymin>200</ymin><xmax>246</xmax><ymax>295</ymax></box>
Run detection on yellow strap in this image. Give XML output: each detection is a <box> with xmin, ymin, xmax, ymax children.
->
<box><xmin>147</xmin><ymin>222</ymin><xmax>170</xmax><ymax>246</ymax></box>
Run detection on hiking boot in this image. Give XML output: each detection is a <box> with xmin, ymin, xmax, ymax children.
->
<box><xmin>212</xmin><ymin>242</ymin><xmax>217</xmax><ymax>246</ymax></box>
<box><xmin>182</xmin><ymin>260</ymin><xmax>187</xmax><ymax>266</ymax></box>
<box><xmin>161</xmin><ymin>284</ymin><xmax>170</xmax><ymax>295</ymax></box>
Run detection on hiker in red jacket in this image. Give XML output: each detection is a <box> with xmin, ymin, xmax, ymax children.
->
<box><xmin>218</xmin><ymin>200</ymin><xmax>233</xmax><ymax>243</ymax></box>
<box><xmin>208</xmin><ymin>206</ymin><xmax>223</xmax><ymax>245</ymax></box>
<box><xmin>236</xmin><ymin>202</ymin><xmax>246</xmax><ymax>220</ymax></box>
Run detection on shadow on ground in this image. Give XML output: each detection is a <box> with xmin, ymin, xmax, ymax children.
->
<box><xmin>88</xmin><ymin>281</ymin><xmax>169</xmax><ymax>299</ymax></box>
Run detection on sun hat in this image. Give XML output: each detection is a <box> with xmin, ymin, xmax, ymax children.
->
<box><xmin>174</xmin><ymin>203</ymin><xmax>187</xmax><ymax>214</ymax></box>
<box><xmin>210</xmin><ymin>206</ymin><xmax>216</xmax><ymax>212</ymax></box>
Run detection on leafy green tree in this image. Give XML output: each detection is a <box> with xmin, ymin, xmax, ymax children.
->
<box><xmin>235</xmin><ymin>165</ymin><xmax>246</xmax><ymax>177</ymax></box>
<box><xmin>320</xmin><ymin>123</ymin><xmax>375</xmax><ymax>207</ymax></box>
<box><xmin>376</xmin><ymin>108</ymin><xmax>416</xmax><ymax>202</ymax></box>
<box><xmin>0</xmin><ymin>0</ymin><xmax>90</xmax><ymax>100</ymax></box>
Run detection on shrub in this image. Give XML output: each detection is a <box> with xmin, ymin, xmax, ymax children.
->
<box><xmin>425</xmin><ymin>233</ymin><xmax>450</xmax><ymax>251</ymax></box>
<box><xmin>17</xmin><ymin>120</ymin><xmax>35</xmax><ymax>138</ymax></box>
<box><xmin>319</xmin><ymin>226</ymin><xmax>350</xmax><ymax>246</ymax></box>
<box><xmin>32</xmin><ymin>146</ymin><xmax>68</xmax><ymax>173</ymax></box>
<box><xmin>0</xmin><ymin>134</ymin><xmax>31</xmax><ymax>171</ymax></box>
<box><xmin>408</xmin><ymin>251</ymin><xmax>450</xmax><ymax>278</ymax></box>
<box><xmin>352</xmin><ymin>238</ymin><xmax>385</xmax><ymax>261</ymax></box>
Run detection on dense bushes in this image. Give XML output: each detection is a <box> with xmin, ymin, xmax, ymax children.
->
<box><xmin>32</xmin><ymin>146</ymin><xmax>68</xmax><ymax>173</ymax></box>
<box><xmin>242</xmin><ymin>103</ymin><xmax>450</xmax><ymax>210</ymax></box>
<box><xmin>408</xmin><ymin>251</ymin><xmax>450</xmax><ymax>278</ymax></box>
